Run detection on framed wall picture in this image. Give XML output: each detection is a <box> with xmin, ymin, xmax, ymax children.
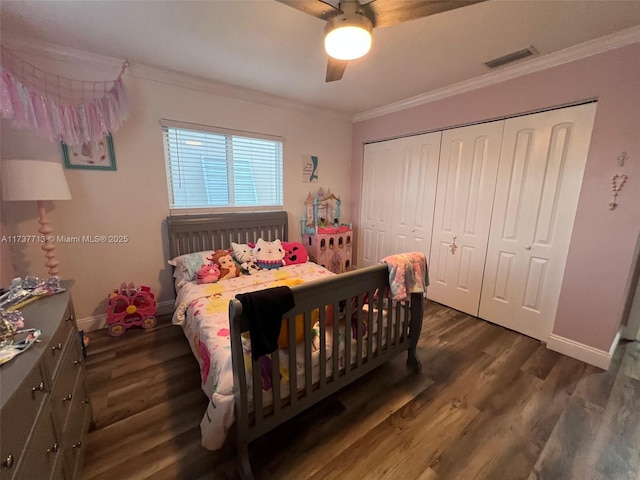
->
<box><xmin>62</xmin><ymin>134</ymin><xmax>116</xmax><ymax>170</ymax></box>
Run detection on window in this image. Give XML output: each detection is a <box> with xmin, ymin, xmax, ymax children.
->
<box><xmin>161</xmin><ymin>120</ymin><xmax>283</xmax><ymax>209</ymax></box>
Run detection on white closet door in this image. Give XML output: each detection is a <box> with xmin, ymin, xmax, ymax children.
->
<box><xmin>479</xmin><ymin>103</ymin><xmax>597</xmax><ymax>341</ymax></box>
<box><xmin>389</xmin><ymin>132</ymin><xmax>441</xmax><ymax>259</ymax></box>
<box><xmin>360</xmin><ymin>142</ymin><xmax>397</xmax><ymax>267</ymax></box>
<box><xmin>359</xmin><ymin>133</ymin><xmax>441</xmax><ymax>267</ymax></box>
<box><xmin>428</xmin><ymin>121</ymin><xmax>505</xmax><ymax>316</ymax></box>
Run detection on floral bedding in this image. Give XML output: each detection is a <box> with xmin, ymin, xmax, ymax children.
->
<box><xmin>172</xmin><ymin>263</ymin><xmax>334</xmax><ymax>449</ymax></box>
<box><xmin>172</xmin><ymin>262</ymin><xmax>398</xmax><ymax>450</ymax></box>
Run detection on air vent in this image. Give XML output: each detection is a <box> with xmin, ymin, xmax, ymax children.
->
<box><xmin>484</xmin><ymin>46</ymin><xmax>538</xmax><ymax>69</ymax></box>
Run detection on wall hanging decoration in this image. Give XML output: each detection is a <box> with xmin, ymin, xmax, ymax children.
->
<box><xmin>609</xmin><ymin>173</ymin><xmax>628</xmax><ymax>210</ymax></box>
<box><xmin>302</xmin><ymin>155</ymin><xmax>319</xmax><ymax>183</ymax></box>
<box><xmin>0</xmin><ymin>46</ymin><xmax>129</xmax><ymax>146</ymax></box>
<box><xmin>617</xmin><ymin>151</ymin><xmax>628</xmax><ymax>167</ymax></box>
<box><xmin>62</xmin><ymin>133</ymin><xmax>116</xmax><ymax>170</ymax></box>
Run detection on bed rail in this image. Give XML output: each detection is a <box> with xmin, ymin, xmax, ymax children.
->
<box><xmin>228</xmin><ymin>263</ymin><xmax>423</xmax><ymax>479</ymax></box>
<box><xmin>167</xmin><ymin>211</ymin><xmax>288</xmax><ymax>258</ymax></box>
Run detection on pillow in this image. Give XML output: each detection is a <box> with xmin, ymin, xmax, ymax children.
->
<box><xmin>196</xmin><ymin>263</ymin><xmax>220</xmax><ymax>284</ymax></box>
<box><xmin>168</xmin><ymin>251</ymin><xmax>214</xmax><ymax>285</ymax></box>
<box><xmin>231</xmin><ymin>242</ymin><xmax>253</xmax><ymax>263</ymax></box>
<box><xmin>231</xmin><ymin>242</ymin><xmax>262</xmax><ymax>275</ymax></box>
<box><xmin>208</xmin><ymin>249</ymin><xmax>242</xmax><ymax>280</ymax></box>
<box><xmin>282</xmin><ymin>241</ymin><xmax>308</xmax><ymax>265</ymax></box>
<box><xmin>254</xmin><ymin>238</ymin><xmax>286</xmax><ymax>270</ymax></box>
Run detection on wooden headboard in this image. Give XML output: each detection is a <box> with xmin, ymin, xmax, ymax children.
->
<box><xmin>167</xmin><ymin>211</ymin><xmax>288</xmax><ymax>259</ymax></box>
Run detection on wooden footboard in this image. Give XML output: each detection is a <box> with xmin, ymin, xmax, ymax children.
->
<box><xmin>229</xmin><ymin>264</ymin><xmax>423</xmax><ymax>479</ymax></box>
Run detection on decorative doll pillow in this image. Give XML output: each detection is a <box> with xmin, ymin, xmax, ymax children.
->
<box><xmin>195</xmin><ymin>263</ymin><xmax>220</xmax><ymax>284</ymax></box>
<box><xmin>253</xmin><ymin>238</ymin><xmax>286</xmax><ymax>270</ymax></box>
<box><xmin>281</xmin><ymin>241</ymin><xmax>308</xmax><ymax>266</ymax></box>
<box><xmin>207</xmin><ymin>249</ymin><xmax>242</xmax><ymax>280</ymax></box>
<box><xmin>231</xmin><ymin>242</ymin><xmax>261</xmax><ymax>275</ymax></box>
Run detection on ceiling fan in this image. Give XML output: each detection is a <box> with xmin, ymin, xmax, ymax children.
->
<box><xmin>277</xmin><ymin>0</ymin><xmax>486</xmax><ymax>82</ymax></box>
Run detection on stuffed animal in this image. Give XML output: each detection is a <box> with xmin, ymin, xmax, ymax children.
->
<box><xmin>207</xmin><ymin>250</ymin><xmax>241</xmax><ymax>280</ymax></box>
<box><xmin>231</xmin><ymin>242</ymin><xmax>261</xmax><ymax>275</ymax></box>
<box><xmin>196</xmin><ymin>263</ymin><xmax>220</xmax><ymax>284</ymax></box>
<box><xmin>282</xmin><ymin>241</ymin><xmax>309</xmax><ymax>266</ymax></box>
<box><xmin>253</xmin><ymin>238</ymin><xmax>286</xmax><ymax>270</ymax></box>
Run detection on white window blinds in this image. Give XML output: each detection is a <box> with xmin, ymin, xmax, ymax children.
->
<box><xmin>161</xmin><ymin>121</ymin><xmax>283</xmax><ymax>209</ymax></box>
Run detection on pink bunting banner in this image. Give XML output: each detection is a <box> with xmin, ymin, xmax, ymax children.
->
<box><xmin>0</xmin><ymin>46</ymin><xmax>129</xmax><ymax>146</ymax></box>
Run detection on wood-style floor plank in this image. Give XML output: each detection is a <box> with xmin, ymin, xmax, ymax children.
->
<box><xmin>80</xmin><ymin>302</ymin><xmax>640</xmax><ymax>480</ymax></box>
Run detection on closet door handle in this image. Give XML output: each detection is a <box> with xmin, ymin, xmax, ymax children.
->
<box><xmin>524</xmin><ymin>245</ymin><xmax>531</xmax><ymax>250</ymax></box>
<box><xmin>449</xmin><ymin>235</ymin><xmax>458</xmax><ymax>255</ymax></box>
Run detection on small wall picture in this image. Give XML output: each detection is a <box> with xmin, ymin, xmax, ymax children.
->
<box><xmin>302</xmin><ymin>154</ymin><xmax>319</xmax><ymax>183</ymax></box>
<box><xmin>62</xmin><ymin>134</ymin><xmax>116</xmax><ymax>170</ymax></box>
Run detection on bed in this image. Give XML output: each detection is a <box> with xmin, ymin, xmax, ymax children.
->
<box><xmin>167</xmin><ymin>211</ymin><xmax>425</xmax><ymax>479</ymax></box>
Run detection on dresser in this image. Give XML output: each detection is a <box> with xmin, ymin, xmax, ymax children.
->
<box><xmin>0</xmin><ymin>281</ymin><xmax>92</xmax><ymax>480</ymax></box>
<box><xmin>303</xmin><ymin>229</ymin><xmax>353</xmax><ymax>274</ymax></box>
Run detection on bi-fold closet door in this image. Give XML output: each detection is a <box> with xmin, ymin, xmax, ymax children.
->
<box><xmin>477</xmin><ymin>104</ymin><xmax>597</xmax><ymax>340</ymax></box>
<box><xmin>359</xmin><ymin>132</ymin><xmax>441</xmax><ymax>267</ymax></box>
<box><xmin>360</xmin><ymin>102</ymin><xmax>597</xmax><ymax>341</ymax></box>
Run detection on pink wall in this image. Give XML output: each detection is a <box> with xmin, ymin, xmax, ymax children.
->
<box><xmin>351</xmin><ymin>43</ymin><xmax>640</xmax><ymax>352</ymax></box>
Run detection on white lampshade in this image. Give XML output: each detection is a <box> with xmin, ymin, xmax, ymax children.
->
<box><xmin>324</xmin><ymin>13</ymin><xmax>373</xmax><ymax>61</ymax></box>
<box><xmin>2</xmin><ymin>159</ymin><xmax>72</xmax><ymax>201</ymax></box>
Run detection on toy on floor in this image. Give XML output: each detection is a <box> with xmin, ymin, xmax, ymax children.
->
<box><xmin>106</xmin><ymin>282</ymin><xmax>157</xmax><ymax>336</ymax></box>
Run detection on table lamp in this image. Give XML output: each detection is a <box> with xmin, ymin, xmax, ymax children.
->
<box><xmin>2</xmin><ymin>159</ymin><xmax>72</xmax><ymax>277</ymax></box>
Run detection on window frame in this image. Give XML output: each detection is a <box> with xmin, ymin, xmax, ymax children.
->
<box><xmin>161</xmin><ymin>119</ymin><xmax>284</xmax><ymax>214</ymax></box>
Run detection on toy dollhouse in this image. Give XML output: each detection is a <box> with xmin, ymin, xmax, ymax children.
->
<box><xmin>301</xmin><ymin>188</ymin><xmax>352</xmax><ymax>274</ymax></box>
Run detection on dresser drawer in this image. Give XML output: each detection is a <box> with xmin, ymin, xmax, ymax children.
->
<box><xmin>11</xmin><ymin>403</ymin><xmax>62</xmax><ymax>480</ymax></box>
<box><xmin>42</xmin><ymin>311</ymin><xmax>76</xmax><ymax>383</ymax></box>
<box><xmin>0</xmin><ymin>362</ymin><xmax>48</xmax><ymax>480</ymax></box>
<box><xmin>63</xmin><ymin>377</ymin><xmax>91</xmax><ymax>445</ymax></box>
<box><xmin>63</xmin><ymin>381</ymin><xmax>92</xmax><ymax>480</ymax></box>
<box><xmin>50</xmin><ymin>335</ymin><xmax>82</xmax><ymax>428</ymax></box>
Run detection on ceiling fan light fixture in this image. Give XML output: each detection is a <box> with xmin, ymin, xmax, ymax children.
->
<box><xmin>324</xmin><ymin>13</ymin><xmax>372</xmax><ymax>61</ymax></box>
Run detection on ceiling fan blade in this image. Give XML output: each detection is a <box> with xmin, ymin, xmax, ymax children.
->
<box><xmin>326</xmin><ymin>57</ymin><xmax>348</xmax><ymax>82</ymax></box>
<box><xmin>360</xmin><ymin>0</ymin><xmax>486</xmax><ymax>28</ymax></box>
<box><xmin>276</xmin><ymin>0</ymin><xmax>341</xmax><ymax>21</ymax></box>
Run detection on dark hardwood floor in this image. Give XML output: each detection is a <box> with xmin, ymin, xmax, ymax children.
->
<box><xmin>80</xmin><ymin>301</ymin><xmax>640</xmax><ymax>480</ymax></box>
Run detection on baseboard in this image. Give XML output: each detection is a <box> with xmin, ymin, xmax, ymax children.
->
<box><xmin>76</xmin><ymin>299</ymin><xmax>175</xmax><ymax>332</ymax></box>
<box><xmin>546</xmin><ymin>330</ymin><xmax>621</xmax><ymax>370</ymax></box>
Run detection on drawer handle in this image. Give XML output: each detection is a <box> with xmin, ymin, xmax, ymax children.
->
<box><xmin>31</xmin><ymin>382</ymin><xmax>45</xmax><ymax>398</ymax></box>
<box><xmin>66</xmin><ymin>315</ymin><xmax>75</xmax><ymax>323</ymax></box>
<box><xmin>72</xmin><ymin>441</ymin><xmax>82</xmax><ymax>449</ymax></box>
<box><xmin>52</xmin><ymin>343</ymin><xmax>62</xmax><ymax>352</ymax></box>
<box><xmin>74</xmin><ymin>358</ymin><xmax>83</xmax><ymax>365</ymax></box>
<box><xmin>62</xmin><ymin>393</ymin><xmax>73</xmax><ymax>402</ymax></box>
<box><xmin>46</xmin><ymin>443</ymin><xmax>59</xmax><ymax>454</ymax></box>
<box><xmin>82</xmin><ymin>398</ymin><xmax>90</xmax><ymax>405</ymax></box>
<box><xmin>1</xmin><ymin>454</ymin><xmax>14</xmax><ymax>469</ymax></box>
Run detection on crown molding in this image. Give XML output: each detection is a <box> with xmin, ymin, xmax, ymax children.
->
<box><xmin>0</xmin><ymin>33</ymin><xmax>351</xmax><ymax>123</ymax></box>
<box><xmin>353</xmin><ymin>24</ymin><xmax>640</xmax><ymax>123</ymax></box>
<box><xmin>1</xmin><ymin>32</ymin><xmax>125</xmax><ymax>69</ymax></box>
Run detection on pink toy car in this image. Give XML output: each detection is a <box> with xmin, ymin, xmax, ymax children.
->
<box><xmin>106</xmin><ymin>283</ymin><xmax>157</xmax><ymax>336</ymax></box>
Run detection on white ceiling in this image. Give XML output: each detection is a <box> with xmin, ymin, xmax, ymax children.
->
<box><xmin>2</xmin><ymin>0</ymin><xmax>640</xmax><ymax>116</ymax></box>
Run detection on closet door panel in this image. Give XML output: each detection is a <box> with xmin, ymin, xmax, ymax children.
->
<box><xmin>479</xmin><ymin>103</ymin><xmax>597</xmax><ymax>340</ymax></box>
<box><xmin>360</xmin><ymin>143</ymin><xmax>396</xmax><ymax>266</ymax></box>
<box><xmin>360</xmin><ymin>132</ymin><xmax>440</xmax><ymax>267</ymax></box>
<box><xmin>428</xmin><ymin>121</ymin><xmax>504</xmax><ymax>315</ymax></box>
<box><xmin>390</xmin><ymin>132</ymin><xmax>441</xmax><ymax>260</ymax></box>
